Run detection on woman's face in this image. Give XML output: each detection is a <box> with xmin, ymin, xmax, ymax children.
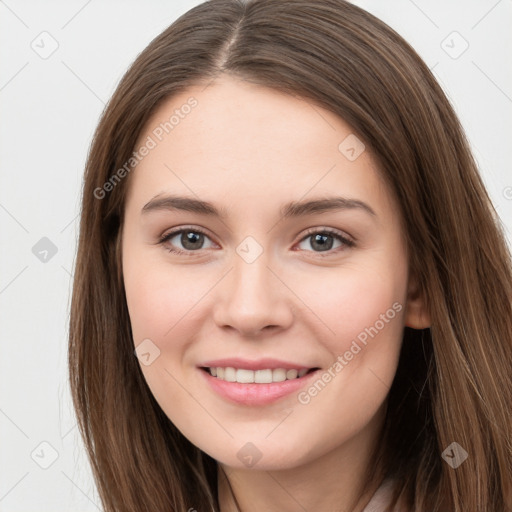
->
<box><xmin>121</xmin><ymin>75</ymin><xmax>427</xmax><ymax>470</ymax></box>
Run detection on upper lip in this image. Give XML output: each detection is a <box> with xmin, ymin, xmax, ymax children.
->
<box><xmin>199</xmin><ymin>358</ymin><xmax>319</xmax><ymax>371</ymax></box>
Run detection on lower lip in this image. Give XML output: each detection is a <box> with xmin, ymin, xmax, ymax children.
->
<box><xmin>199</xmin><ymin>368</ymin><xmax>320</xmax><ymax>406</ymax></box>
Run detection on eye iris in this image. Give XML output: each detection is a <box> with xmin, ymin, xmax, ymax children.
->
<box><xmin>311</xmin><ymin>233</ymin><xmax>333</xmax><ymax>252</ymax></box>
<box><xmin>181</xmin><ymin>231</ymin><xmax>204</xmax><ymax>250</ymax></box>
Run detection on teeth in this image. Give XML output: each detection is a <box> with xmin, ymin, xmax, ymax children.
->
<box><xmin>272</xmin><ymin>368</ymin><xmax>286</xmax><ymax>382</ymax></box>
<box><xmin>237</xmin><ymin>369</ymin><xmax>255</xmax><ymax>383</ymax></box>
<box><xmin>255</xmin><ymin>369</ymin><xmax>272</xmax><ymax>383</ymax></box>
<box><xmin>208</xmin><ymin>367</ymin><xmax>314</xmax><ymax>383</ymax></box>
<box><xmin>286</xmin><ymin>369</ymin><xmax>298</xmax><ymax>379</ymax></box>
<box><xmin>224</xmin><ymin>367</ymin><xmax>236</xmax><ymax>382</ymax></box>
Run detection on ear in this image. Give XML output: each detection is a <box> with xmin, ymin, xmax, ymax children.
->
<box><xmin>404</xmin><ymin>272</ymin><xmax>431</xmax><ymax>329</ymax></box>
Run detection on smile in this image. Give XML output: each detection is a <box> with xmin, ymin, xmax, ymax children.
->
<box><xmin>203</xmin><ymin>367</ymin><xmax>317</xmax><ymax>383</ymax></box>
<box><xmin>198</xmin><ymin>363</ymin><xmax>321</xmax><ymax>406</ymax></box>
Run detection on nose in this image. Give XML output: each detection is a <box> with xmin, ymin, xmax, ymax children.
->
<box><xmin>212</xmin><ymin>252</ymin><xmax>294</xmax><ymax>338</ymax></box>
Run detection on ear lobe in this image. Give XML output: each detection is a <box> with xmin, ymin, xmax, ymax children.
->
<box><xmin>404</xmin><ymin>274</ymin><xmax>431</xmax><ymax>329</ymax></box>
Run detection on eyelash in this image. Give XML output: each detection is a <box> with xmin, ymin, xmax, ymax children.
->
<box><xmin>158</xmin><ymin>226</ymin><xmax>355</xmax><ymax>257</ymax></box>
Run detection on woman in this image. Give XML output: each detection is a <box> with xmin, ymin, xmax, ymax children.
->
<box><xmin>68</xmin><ymin>1</ymin><xmax>512</xmax><ymax>510</ymax></box>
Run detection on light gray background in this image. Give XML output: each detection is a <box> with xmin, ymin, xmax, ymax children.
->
<box><xmin>1</xmin><ymin>0</ymin><xmax>511</xmax><ymax>510</ymax></box>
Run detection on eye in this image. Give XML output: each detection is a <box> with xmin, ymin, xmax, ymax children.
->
<box><xmin>158</xmin><ymin>226</ymin><xmax>355</xmax><ymax>257</ymax></box>
<box><xmin>158</xmin><ymin>227</ymin><xmax>216</xmax><ymax>255</ymax></box>
<box><xmin>296</xmin><ymin>228</ymin><xmax>355</xmax><ymax>255</ymax></box>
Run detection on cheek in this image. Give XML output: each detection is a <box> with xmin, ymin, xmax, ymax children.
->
<box><xmin>122</xmin><ymin>258</ymin><xmax>206</xmax><ymax>415</ymax></box>
<box><xmin>287</xmin><ymin>270</ymin><xmax>406</xmax><ymax>457</ymax></box>
<box><xmin>302</xmin><ymin>266</ymin><xmax>405</xmax><ymax>351</ymax></box>
<box><xmin>123</xmin><ymin>255</ymin><xmax>205</xmax><ymax>344</ymax></box>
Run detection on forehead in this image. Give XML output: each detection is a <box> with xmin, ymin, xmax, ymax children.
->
<box><xmin>125</xmin><ymin>76</ymin><xmax>394</xmax><ymax>218</ymax></box>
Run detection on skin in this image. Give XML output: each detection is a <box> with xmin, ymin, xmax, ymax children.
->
<box><xmin>121</xmin><ymin>75</ymin><xmax>430</xmax><ymax>511</ymax></box>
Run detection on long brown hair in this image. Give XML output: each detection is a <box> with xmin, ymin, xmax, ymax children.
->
<box><xmin>68</xmin><ymin>1</ymin><xmax>512</xmax><ymax>510</ymax></box>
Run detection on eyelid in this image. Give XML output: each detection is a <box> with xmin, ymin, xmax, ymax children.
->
<box><xmin>157</xmin><ymin>225</ymin><xmax>355</xmax><ymax>255</ymax></box>
<box><xmin>158</xmin><ymin>225</ymin><xmax>217</xmax><ymax>255</ymax></box>
<box><xmin>295</xmin><ymin>226</ymin><xmax>355</xmax><ymax>257</ymax></box>
<box><xmin>299</xmin><ymin>226</ymin><xmax>355</xmax><ymax>246</ymax></box>
<box><xmin>158</xmin><ymin>225</ymin><xmax>212</xmax><ymax>244</ymax></box>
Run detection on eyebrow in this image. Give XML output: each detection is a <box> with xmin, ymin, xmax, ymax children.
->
<box><xmin>141</xmin><ymin>194</ymin><xmax>376</xmax><ymax>219</ymax></box>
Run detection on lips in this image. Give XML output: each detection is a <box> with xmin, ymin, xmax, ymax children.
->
<box><xmin>197</xmin><ymin>358</ymin><xmax>321</xmax><ymax>405</ymax></box>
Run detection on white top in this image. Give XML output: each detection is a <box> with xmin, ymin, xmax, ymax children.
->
<box><xmin>362</xmin><ymin>479</ymin><xmax>398</xmax><ymax>512</ymax></box>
